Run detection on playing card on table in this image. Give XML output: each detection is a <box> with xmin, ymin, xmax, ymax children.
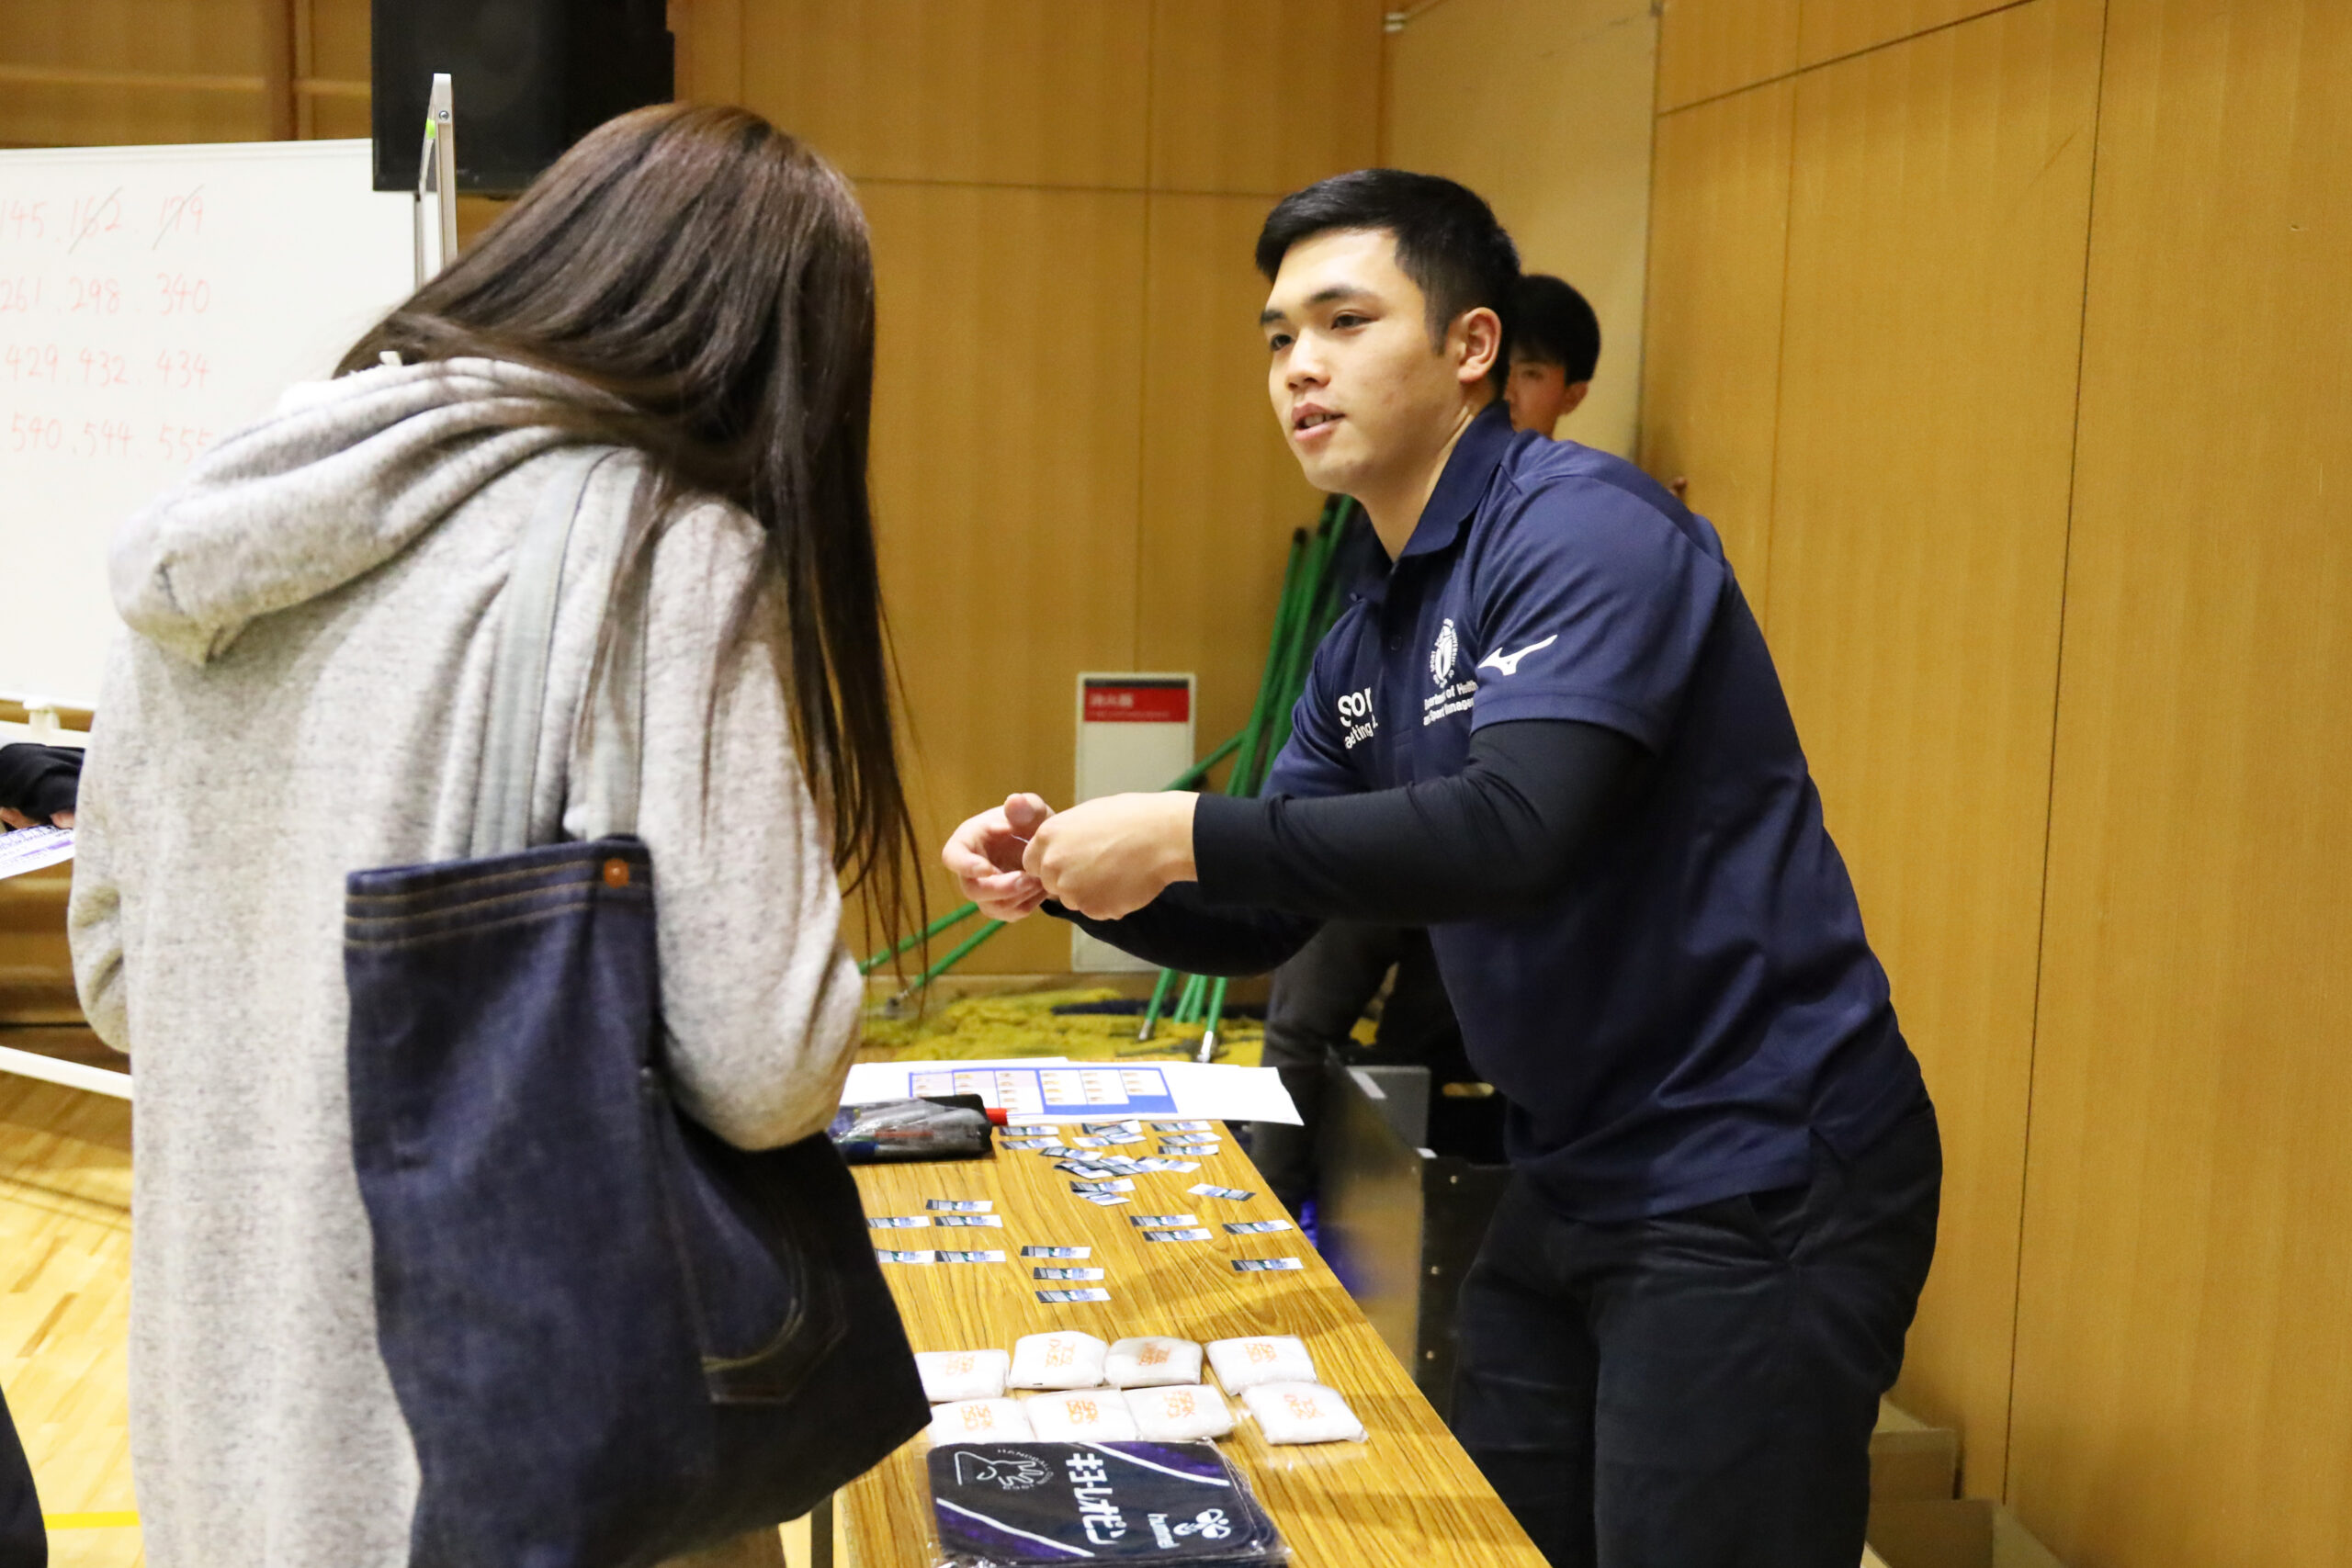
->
<box><xmin>1142</xmin><ymin>1228</ymin><xmax>1214</xmax><ymax>1243</ymax></box>
<box><xmin>1070</xmin><ymin>1179</ymin><xmax>1135</xmax><ymax>1194</ymax></box>
<box><xmin>1230</xmin><ymin>1258</ymin><xmax>1305</xmax><ymax>1272</ymax></box>
<box><xmin>927</xmin><ymin>1199</ymin><xmax>993</xmax><ymax>1213</ymax></box>
<box><xmin>1033</xmin><ymin>1267</ymin><xmax>1107</xmax><ymax>1280</ymax></box>
<box><xmin>1129</xmin><ymin>1213</ymin><xmax>1198</xmax><ymax>1227</ymax></box>
<box><xmin>867</xmin><ymin>1215</ymin><xmax>929</xmax><ymax>1229</ymax></box>
<box><xmin>1020</xmin><ymin>1245</ymin><xmax>1090</xmax><ymax>1258</ymax></box>
<box><xmin>1224</xmin><ymin>1220</ymin><xmax>1294</xmax><ymax>1235</ymax></box>
<box><xmin>876</xmin><ymin>1249</ymin><xmax>937</xmax><ymax>1264</ymax></box>
<box><xmin>935</xmin><ymin>1213</ymin><xmax>1004</xmax><ymax>1228</ymax></box>
<box><xmin>1186</xmin><ymin>1185</ymin><xmax>1256</xmax><ymax>1202</ymax></box>
<box><xmin>1035</xmin><ymin>1287</ymin><xmax>1114</xmax><ymax>1303</ymax></box>
<box><xmin>938</xmin><ymin>1249</ymin><xmax>1008</xmax><ymax>1263</ymax></box>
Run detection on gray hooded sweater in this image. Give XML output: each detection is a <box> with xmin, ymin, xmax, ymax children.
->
<box><xmin>67</xmin><ymin>359</ymin><xmax>859</xmax><ymax>1568</ymax></box>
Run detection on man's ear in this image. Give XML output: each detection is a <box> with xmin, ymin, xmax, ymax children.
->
<box><xmin>1563</xmin><ymin>380</ymin><xmax>1592</xmax><ymax>415</ymax></box>
<box><xmin>1454</xmin><ymin>306</ymin><xmax>1504</xmax><ymax>387</ymax></box>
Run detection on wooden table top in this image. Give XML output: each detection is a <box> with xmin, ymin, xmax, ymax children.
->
<box><xmin>842</xmin><ymin>1121</ymin><xmax>1545</xmax><ymax>1568</ymax></box>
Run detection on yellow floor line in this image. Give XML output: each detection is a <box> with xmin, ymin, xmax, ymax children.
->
<box><xmin>44</xmin><ymin>1510</ymin><xmax>139</xmax><ymax>1529</ymax></box>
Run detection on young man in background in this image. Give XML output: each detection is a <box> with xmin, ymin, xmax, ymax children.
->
<box><xmin>944</xmin><ymin>170</ymin><xmax>1939</xmax><ymax>1566</ymax></box>
<box><xmin>1504</xmin><ymin>273</ymin><xmax>1600</xmax><ymax>439</ymax></box>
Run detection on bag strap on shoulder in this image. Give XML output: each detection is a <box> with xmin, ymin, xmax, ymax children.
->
<box><xmin>472</xmin><ymin>448</ymin><xmax>645</xmax><ymax>857</ymax></box>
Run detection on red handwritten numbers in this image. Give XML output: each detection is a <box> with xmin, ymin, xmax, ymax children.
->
<box><xmin>67</xmin><ymin>276</ymin><xmax>122</xmax><ymax>315</ymax></box>
<box><xmin>73</xmin><ymin>420</ymin><xmax>132</xmax><ymax>459</ymax></box>
<box><xmin>79</xmin><ymin>349</ymin><xmax>130</xmax><ymax>389</ymax></box>
<box><xmin>154</xmin><ymin>274</ymin><xmax>210</xmax><ymax>316</ymax></box>
<box><xmin>154</xmin><ymin>349</ymin><xmax>208</xmax><ymax>390</ymax></box>
<box><xmin>155</xmin><ymin>423</ymin><xmax>213</xmax><ymax>463</ymax></box>
<box><xmin>1</xmin><ymin>201</ymin><xmax>45</xmax><ymax>244</ymax></box>
<box><xmin>155</xmin><ymin>189</ymin><xmax>205</xmax><ymax>245</ymax></box>
<box><xmin>0</xmin><ymin>277</ymin><xmax>36</xmax><ymax>314</ymax></box>
<box><xmin>8</xmin><ymin>412</ymin><xmax>62</xmax><ymax>452</ymax></box>
<box><xmin>5</xmin><ymin>344</ymin><xmax>60</xmax><ymax>384</ymax></box>
<box><xmin>66</xmin><ymin>191</ymin><xmax>123</xmax><ymax>251</ymax></box>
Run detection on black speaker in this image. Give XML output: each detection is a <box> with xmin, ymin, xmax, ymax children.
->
<box><xmin>371</xmin><ymin>0</ymin><xmax>674</xmax><ymax>196</ymax></box>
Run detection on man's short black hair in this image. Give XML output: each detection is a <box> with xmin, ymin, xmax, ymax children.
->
<box><xmin>1256</xmin><ymin>169</ymin><xmax>1521</xmax><ymax>389</ymax></box>
<box><xmin>1512</xmin><ymin>274</ymin><xmax>1600</xmax><ymax>383</ymax></box>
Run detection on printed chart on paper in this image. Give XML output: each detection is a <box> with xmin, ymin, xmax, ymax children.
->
<box><xmin>903</xmin><ymin>1065</ymin><xmax>1179</xmax><ymax>1119</ymax></box>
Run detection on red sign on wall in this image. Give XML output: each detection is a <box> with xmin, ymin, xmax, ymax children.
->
<box><xmin>1082</xmin><ymin>681</ymin><xmax>1191</xmax><ymax>724</ymax></box>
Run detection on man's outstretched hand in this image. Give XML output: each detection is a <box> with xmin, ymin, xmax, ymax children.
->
<box><xmin>1022</xmin><ymin>792</ymin><xmax>1198</xmax><ymax>921</ymax></box>
<box><xmin>942</xmin><ymin>793</ymin><xmax>1057</xmax><ymax>920</ymax></box>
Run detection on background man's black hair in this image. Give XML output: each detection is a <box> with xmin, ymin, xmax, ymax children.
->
<box><xmin>1512</xmin><ymin>274</ymin><xmax>1601</xmax><ymax>384</ymax></box>
<box><xmin>1256</xmin><ymin>168</ymin><xmax>1521</xmax><ymax>391</ymax></box>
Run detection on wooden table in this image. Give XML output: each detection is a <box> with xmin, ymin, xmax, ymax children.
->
<box><xmin>842</xmin><ymin>1122</ymin><xmax>1545</xmax><ymax>1568</ymax></box>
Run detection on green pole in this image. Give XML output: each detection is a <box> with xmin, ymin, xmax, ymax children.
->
<box><xmin>1194</xmin><ymin>976</ymin><xmax>1229</xmax><ymax>1064</ymax></box>
<box><xmin>1167</xmin><ymin>729</ymin><xmax>1245</xmax><ymax>793</ymax></box>
<box><xmin>858</xmin><ymin>900</ymin><xmax>984</xmax><ymax>976</ymax></box>
<box><xmin>1227</xmin><ymin>530</ymin><xmax>1307</xmax><ymax>798</ymax></box>
<box><xmin>890</xmin><ymin>918</ymin><xmax>1007</xmax><ymax>1006</ymax></box>
<box><xmin>1136</xmin><ymin>965</ymin><xmax>1178</xmax><ymax>1043</ymax></box>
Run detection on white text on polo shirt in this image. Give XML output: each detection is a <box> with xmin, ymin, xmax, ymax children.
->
<box><xmin>1423</xmin><ymin>678</ymin><xmax>1476</xmax><ymax>727</ymax></box>
<box><xmin>1336</xmin><ymin>687</ymin><xmax>1380</xmax><ymax>750</ymax></box>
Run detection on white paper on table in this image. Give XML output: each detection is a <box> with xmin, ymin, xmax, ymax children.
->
<box><xmin>0</xmin><ymin>826</ymin><xmax>73</xmax><ymax>881</ymax></box>
<box><xmin>840</xmin><ymin>1058</ymin><xmax>1300</xmax><ymax>1125</ymax></box>
<box><xmin>841</xmin><ymin>1058</ymin><xmax>1071</xmax><ymax>1116</ymax></box>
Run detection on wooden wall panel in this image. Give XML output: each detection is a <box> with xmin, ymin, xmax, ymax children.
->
<box><xmin>2008</xmin><ymin>2</ymin><xmax>2352</xmax><ymax>1562</ymax></box>
<box><xmin>1135</xmin><ymin>195</ymin><xmax>1328</xmax><ymax>769</ymax></box>
<box><xmin>306</xmin><ymin>0</ymin><xmax>367</xmax><ymax>83</ymax></box>
<box><xmin>1147</xmin><ymin>0</ymin><xmax>1384</xmax><ymax>197</ymax></box>
<box><xmin>0</xmin><ymin>0</ymin><xmax>264</xmax><ymax>78</ymax></box>
<box><xmin>1386</xmin><ymin>0</ymin><xmax>1657</xmax><ymax>459</ymax></box>
<box><xmin>1769</xmin><ymin>0</ymin><xmax>2100</xmax><ymax>1496</ymax></box>
<box><xmin>0</xmin><ymin>81</ymin><xmax>264</xmax><ymax>148</ymax></box>
<box><xmin>1657</xmin><ymin>0</ymin><xmax>1800</xmax><ymax>112</ymax></box>
<box><xmin>1638</xmin><ymin>81</ymin><xmax>1792</xmax><ymax>599</ymax></box>
<box><xmin>740</xmin><ymin>0</ymin><xmax>1150</xmax><ymax>189</ymax></box>
<box><xmin>672</xmin><ymin>0</ymin><xmax>744</xmax><ymax>105</ymax></box>
<box><xmin>859</xmin><ymin>184</ymin><xmax>1148</xmax><ymax>974</ymax></box>
<box><xmin>1799</xmin><ymin>1</ymin><xmax>2025</xmax><ymax>68</ymax></box>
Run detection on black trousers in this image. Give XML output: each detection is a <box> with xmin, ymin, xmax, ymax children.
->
<box><xmin>1451</xmin><ymin>1099</ymin><xmax>1940</xmax><ymax>1568</ymax></box>
<box><xmin>0</xmin><ymin>1381</ymin><xmax>43</xmax><ymax>1567</ymax></box>
<box><xmin>1253</xmin><ymin>921</ymin><xmax>1472</xmax><ymax>1213</ymax></box>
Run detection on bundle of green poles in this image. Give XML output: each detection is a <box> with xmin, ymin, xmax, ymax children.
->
<box><xmin>862</xmin><ymin>494</ymin><xmax>1363</xmax><ymax>1057</ymax></box>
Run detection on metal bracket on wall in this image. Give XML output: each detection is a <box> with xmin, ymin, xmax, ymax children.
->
<box><xmin>412</xmin><ymin>73</ymin><xmax>458</xmax><ymax>288</ymax></box>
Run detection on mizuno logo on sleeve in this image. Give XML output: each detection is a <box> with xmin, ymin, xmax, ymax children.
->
<box><xmin>1476</xmin><ymin>635</ymin><xmax>1557</xmax><ymax>677</ymax></box>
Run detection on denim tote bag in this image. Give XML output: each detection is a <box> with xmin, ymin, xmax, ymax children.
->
<box><xmin>344</xmin><ymin>449</ymin><xmax>928</xmax><ymax>1568</ymax></box>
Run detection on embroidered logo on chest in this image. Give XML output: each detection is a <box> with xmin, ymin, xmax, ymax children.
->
<box><xmin>1430</xmin><ymin>618</ymin><xmax>1458</xmax><ymax>686</ymax></box>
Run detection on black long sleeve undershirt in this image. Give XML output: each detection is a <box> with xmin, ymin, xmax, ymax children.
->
<box><xmin>1052</xmin><ymin>717</ymin><xmax>1643</xmax><ymax>976</ymax></box>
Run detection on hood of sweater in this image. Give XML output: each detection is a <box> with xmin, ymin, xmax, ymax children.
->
<box><xmin>109</xmin><ymin>356</ymin><xmax>596</xmax><ymax>667</ymax></box>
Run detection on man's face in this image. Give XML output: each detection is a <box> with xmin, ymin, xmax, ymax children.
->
<box><xmin>1261</xmin><ymin>228</ymin><xmax>1491</xmax><ymax>497</ymax></box>
<box><xmin>1506</xmin><ymin>354</ymin><xmax>1589</xmax><ymax>438</ymax></box>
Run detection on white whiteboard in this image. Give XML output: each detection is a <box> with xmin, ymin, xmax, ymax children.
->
<box><xmin>0</xmin><ymin>140</ymin><xmax>413</xmax><ymax>710</ymax></box>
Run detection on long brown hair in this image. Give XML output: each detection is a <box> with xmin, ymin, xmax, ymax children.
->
<box><xmin>340</xmin><ymin>103</ymin><xmax>920</xmax><ymax>952</ymax></box>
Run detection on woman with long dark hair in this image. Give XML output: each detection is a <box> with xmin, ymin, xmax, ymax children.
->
<box><xmin>67</xmin><ymin>106</ymin><xmax>918</xmax><ymax>1566</ymax></box>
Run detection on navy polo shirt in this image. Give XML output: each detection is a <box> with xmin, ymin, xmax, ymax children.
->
<box><xmin>1263</xmin><ymin>401</ymin><xmax>1926</xmax><ymax>1221</ymax></box>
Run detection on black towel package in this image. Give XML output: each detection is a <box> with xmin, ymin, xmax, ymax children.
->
<box><xmin>927</xmin><ymin>1440</ymin><xmax>1287</xmax><ymax>1566</ymax></box>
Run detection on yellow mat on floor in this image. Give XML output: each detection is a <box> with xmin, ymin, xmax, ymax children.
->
<box><xmin>859</xmin><ymin>987</ymin><xmax>1262</xmax><ymax>1067</ymax></box>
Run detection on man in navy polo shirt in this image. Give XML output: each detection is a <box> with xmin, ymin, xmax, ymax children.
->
<box><xmin>943</xmin><ymin>170</ymin><xmax>1939</xmax><ymax>1567</ymax></box>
